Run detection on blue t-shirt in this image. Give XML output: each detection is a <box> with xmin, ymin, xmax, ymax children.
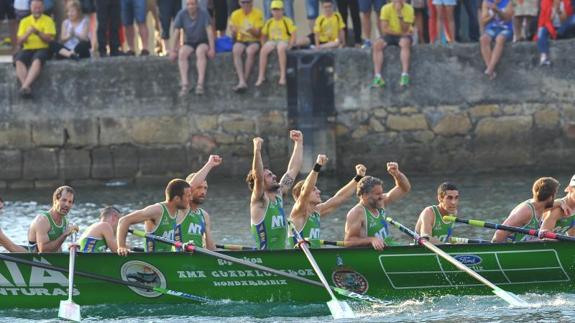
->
<box><xmin>174</xmin><ymin>8</ymin><xmax>211</xmax><ymax>45</ymax></box>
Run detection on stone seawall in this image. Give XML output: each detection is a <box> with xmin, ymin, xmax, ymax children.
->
<box><xmin>0</xmin><ymin>40</ymin><xmax>574</xmax><ymax>188</ymax></box>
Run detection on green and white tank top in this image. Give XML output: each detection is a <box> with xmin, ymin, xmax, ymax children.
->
<box><xmin>145</xmin><ymin>203</ymin><xmax>177</xmax><ymax>252</ymax></box>
<box><xmin>431</xmin><ymin>205</ymin><xmax>455</xmax><ymax>243</ymax></box>
<box><xmin>251</xmin><ymin>196</ymin><xmax>287</xmax><ymax>250</ymax></box>
<box><xmin>79</xmin><ymin>236</ymin><xmax>107</xmax><ymax>253</ymax></box>
<box><xmin>290</xmin><ymin>211</ymin><xmax>321</xmax><ymax>249</ymax></box>
<box><xmin>44</xmin><ymin>211</ymin><xmax>68</xmax><ymax>242</ymax></box>
<box><xmin>174</xmin><ymin>208</ymin><xmax>206</xmax><ymax>249</ymax></box>
<box><xmin>553</xmin><ymin>197</ymin><xmax>575</xmax><ymax>235</ymax></box>
<box><xmin>512</xmin><ymin>200</ymin><xmax>540</xmax><ymax>242</ymax></box>
<box><xmin>364</xmin><ymin>207</ymin><xmax>396</xmax><ymax>245</ymax></box>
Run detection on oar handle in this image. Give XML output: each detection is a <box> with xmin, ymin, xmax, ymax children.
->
<box><xmin>215</xmin><ymin>244</ymin><xmax>257</xmax><ymax>251</ymax></box>
<box><xmin>320</xmin><ymin>240</ymin><xmax>345</xmax><ymax>247</ymax></box>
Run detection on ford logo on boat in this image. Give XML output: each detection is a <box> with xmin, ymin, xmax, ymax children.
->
<box><xmin>454</xmin><ymin>255</ymin><xmax>482</xmax><ymax>265</ymax></box>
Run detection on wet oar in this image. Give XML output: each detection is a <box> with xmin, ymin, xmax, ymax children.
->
<box><xmin>386</xmin><ymin>217</ymin><xmax>529</xmax><ymax>307</ymax></box>
<box><xmin>0</xmin><ymin>253</ymin><xmax>210</xmax><ymax>303</ymax></box>
<box><xmin>287</xmin><ymin>222</ymin><xmax>355</xmax><ymax>319</ymax></box>
<box><xmin>58</xmin><ymin>234</ymin><xmax>81</xmax><ymax>322</ymax></box>
<box><xmin>443</xmin><ymin>216</ymin><xmax>575</xmax><ymax>242</ymax></box>
<box><xmin>130</xmin><ymin>229</ymin><xmax>389</xmax><ymax>306</ymax></box>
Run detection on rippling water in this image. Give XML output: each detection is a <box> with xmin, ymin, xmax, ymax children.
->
<box><xmin>0</xmin><ymin>171</ymin><xmax>573</xmax><ymax>321</ymax></box>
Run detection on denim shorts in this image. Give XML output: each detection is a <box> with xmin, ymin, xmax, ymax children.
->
<box><xmin>358</xmin><ymin>0</ymin><xmax>386</xmax><ymax>13</ymax></box>
<box><xmin>306</xmin><ymin>0</ymin><xmax>319</xmax><ymax>19</ymax></box>
<box><xmin>121</xmin><ymin>0</ymin><xmax>147</xmax><ymax>25</ymax></box>
<box><xmin>484</xmin><ymin>25</ymin><xmax>513</xmax><ymax>41</ymax></box>
<box><xmin>432</xmin><ymin>0</ymin><xmax>457</xmax><ymax>5</ymax></box>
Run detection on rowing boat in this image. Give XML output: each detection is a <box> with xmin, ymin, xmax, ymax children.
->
<box><xmin>1</xmin><ymin>241</ymin><xmax>573</xmax><ymax>308</ymax></box>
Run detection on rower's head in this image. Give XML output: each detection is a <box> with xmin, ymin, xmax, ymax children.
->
<box><xmin>437</xmin><ymin>182</ymin><xmax>459</xmax><ymax>215</ymax></box>
<box><xmin>100</xmin><ymin>206</ymin><xmax>122</xmax><ymax>229</ymax></box>
<box><xmin>532</xmin><ymin>177</ymin><xmax>560</xmax><ymax>208</ymax></box>
<box><xmin>246</xmin><ymin>168</ymin><xmax>280</xmax><ymax>192</ymax></box>
<box><xmin>165</xmin><ymin>179</ymin><xmax>192</xmax><ymax>210</ymax></box>
<box><xmin>185</xmin><ymin>172</ymin><xmax>208</xmax><ymax>205</ymax></box>
<box><xmin>52</xmin><ymin>186</ymin><xmax>75</xmax><ymax>216</ymax></box>
<box><xmin>357</xmin><ymin>176</ymin><xmax>385</xmax><ymax>209</ymax></box>
<box><xmin>565</xmin><ymin>175</ymin><xmax>575</xmax><ymax>194</ymax></box>
<box><xmin>292</xmin><ymin>180</ymin><xmax>322</xmax><ymax>204</ymax></box>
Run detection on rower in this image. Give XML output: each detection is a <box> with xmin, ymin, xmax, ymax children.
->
<box><xmin>78</xmin><ymin>206</ymin><xmax>122</xmax><ymax>253</ymax></box>
<box><xmin>247</xmin><ymin>130</ymin><xmax>303</xmax><ymax>250</ymax></box>
<box><xmin>0</xmin><ymin>197</ymin><xmax>26</xmax><ymax>252</ymax></box>
<box><xmin>116</xmin><ymin>179</ymin><xmax>192</xmax><ymax>256</ymax></box>
<box><xmin>540</xmin><ymin>175</ymin><xmax>575</xmax><ymax>237</ymax></box>
<box><xmin>27</xmin><ymin>186</ymin><xmax>79</xmax><ymax>253</ymax></box>
<box><xmin>492</xmin><ymin>177</ymin><xmax>560</xmax><ymax>243</ymax></box>
<box><xmin>344</xmin><ymin>162</ymin><xmax>411</xmax><ymax>250</ymax></box>
<box><xmin>289</xmin><ymin>154</ymin><xmax>366</xmax><ymax>248</ymax></box>
<box><xmin>174</xmin><ymin>155</ymin><xmax>222</xmax><ymax>251</ymax></box>
<box><xmin>415</xmin><ymin>182</ymin><xmax>459</xmax><ymax>244</ymax></box>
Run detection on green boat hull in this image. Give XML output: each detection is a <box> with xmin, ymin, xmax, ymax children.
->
<box><xmin>1</xmin><ymin>241</ymin><xmax>574</xmax><ymax>308</ymax></box>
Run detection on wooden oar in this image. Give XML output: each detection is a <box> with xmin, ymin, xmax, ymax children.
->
<box><xmin>0</xmin><ymin>253</ymin><xmax>211</xmax><ymax>303</ymax></box>
<box><xmin>385</xmin><ymin>217</ymin><xmax>529</xmax><ymax>307</ymax></box>
<box><xmin>443</xmin><ymin>215</ymin><xmax>575</xmax><ymax>242</ymax></box>
<box><xmin>287</xmin><ymin>222</ymin><xmax>355</xmax><ymax>319</ymax></box>
<box><xmin>130</xmin><ymin>229</ymin><xmax>390</xmax><ymax>306</ymax></box>
<box><xmin>58</xmin><ymin>234</ymin><xmax>81</xmax><ymax>322</ymax></box>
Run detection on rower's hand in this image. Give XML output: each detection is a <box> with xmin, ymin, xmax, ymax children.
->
<box><xmin>316</xmin><ymin>154</ymin><xmax>328</xmax><ymax>166</ymax></box>
<box><xmin>68</xmin><ymin>242</ymin><xmax>80</xmax><ymax>251</ymax></box>
<box><xmin>370</xmin><ymin>237</ymin><xmax>386</xmax><ymax>251</ymax></box>
<box><xmin>208</xmin><ymin>154</ymin><xmax>222</xmax><ymax>167</ymax></box>
<box><xmin>355</xmin><ymin>164</ymin><xmax>367</xmax><ymax>176</ymax></box>
<box><xmin>386</xmin><ymin>162</ymin><xmax>400</xmax><ymax>177</ymax></box>
<box><xmin>289</xmin><ymin>130</ymin><xmax>303</xmax><ymax>143</ymax></box>
<box><xmin>253</xmin><ymin>137</ymin><xmax>263</xmax><ymax>151</ymax></box>
<box><xmin>65</xmin><ymin>224</ymin><xmax>79</xmax><ymax>236</ymax></box>
<box><xmin>117</xmin><ymin>246</ymin><xmax>131</xmax><ymax>257</ymax></box>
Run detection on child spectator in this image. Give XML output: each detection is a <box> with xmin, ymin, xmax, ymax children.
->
<box><xmin>480</xmin><ymin>0</ymin><xmax>513</xmax><ymax>79</ymax></box>
<box><xmin>536</xmin><ymin>0</ymin><xmax>575</xmax><ymax>65</ymax></box>
<box><xmin>263</xmin><ymin>0</ymin><xmax>294</xmax><ymax>20</ymax></box>
<box><xmin>297</xmin><ymin>0</ymin><xmax>346</xmax><ymax>49</ymax></box>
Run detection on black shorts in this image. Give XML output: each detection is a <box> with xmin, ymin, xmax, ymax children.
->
<box><xmin>307</xmin><ymin>33</ymin><xmax>328</xmax><ymax>46</ymax></box>
<box><xmin>383</xmin><ymin>35</ymin><xmax>413</xmax><ymax>46</ymax></box>
<box><xmin>15</xmin><ymin>49</ymin><xmax>50</xmax><ymax>67</ymax></box>
<box><xmin>184</xmin><ymin>40</ymin><xmax>208</xmax><ymax>50</ymax></box>
<box><xmin>0</xmin><ymin>0</ymin><xmax>15</xmax><ymax>20</ymax></box>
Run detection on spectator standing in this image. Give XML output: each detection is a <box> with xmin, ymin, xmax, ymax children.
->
<box><xmin>371</xmin><ymin>0</ymin><xmax>414</xmax><ymax>88</ymax></box>
<box><xmin>170</xmin><ymin>0</ymin><xmax>215</xmax><ymax>96</ymax></box>
<box><xmin>52</xmin><ymin>0</ymin><xmax>90</xmax><ymax>58</ymax></box>
<box><xmin>480</xmin><ymin>0</ymin><xmax>513</xmax><ymax>79</ymax></box>
<box><xmin>512</xmin><ymin>0</ymin><xmax>538</xmax><ymax>41</ymax></box>
<box><xmin>455</xmin><ymin>0</ymin><xmax>480</xmax><ymax>41</ymax></box>
<box><xmin>14</xmin><ymin>0</ymin><xmax>54</xmax><ymax>98</ymax></box>
<box><xmin>298</xmin><ymin>0</ymin><xmax>346</xmax><ymax>49</ymax></box>
<box><xmin>158</xmin><ymin>0</ymin><xmax>182</xmax><ymax>54</ymax></box>
<box><xmin>359</xmin><ymin>0</ymin><xmax>385</xmax><ymax>47</ymax></box>
<box><xmin>336</xmin><ymin>0</ymin><xmax>362</xmax><ymax>46</ymax></box>
<box><xmin>229</xmin><ymin>0</ymin><xmax>264</xmax><ymax>92</ymax></box>
<box><xmin>411</xmin><ymin>0</ymin><xmax>426</xmax><ymax>43</ymax></box>
<box><xmin>428</xmin><ymin>0</ymin><xmax>450</xmax><ymax>43</ymax></box>
<box><xmin>0</xmin><ymin>0</ymin><xmax>17</xmax><ymax>53</ymax></box>
<box><xmin>255</xmin><ymin>0</ymin><xmax>296</xmax><ymax>87</ymax></box>
<box><xmin>536</xmin><ymin>0</ymin><xmax>575</xmax><ymax>65</ymax></box>
<box><xmin>95</xmin><ymin>0</ymin><xmax>122</xmax><ymax>56</ymax></box>
<box><xmin>433</xmin><ymin>0</ymin><xmax>456</xmax><ymax>43</ymax></box>
<box><xmin>13</xmin><ymin>0</ymin><xmax>29</xmax><ymax>21</ymax></box>
<box><xmin>306</xmin><ymin>0</ymin><xmax>320</xmax><ymax>31</ymax></box>
<box><xmin>263</xmin><ymin>0</ymin><xmax>294</xmax><ymax>19</ymax></box>
<box><xmin>121</xmin><ymin>0</ymin><xmax>150</xmax><ymax>55</ymax></box>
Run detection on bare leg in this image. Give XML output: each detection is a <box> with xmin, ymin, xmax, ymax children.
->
<box><xmin>256</xmin><ymin>42</ymin><xmax>275</xmax><ymax>86</ymax></box>
<box><xmin>277</xmin><ymin>42</ymin><xmax>288</xmax><ymax>85</ymax></box>
<box><xmin>486</xmin><ymin>35</ymin><xmax>506</xmax><ymax>77</ymax></box>
<box><xmin>232</xmin><ymin>42</ymin><xmax>247</xmax><ymax>86</ymax></box>
<box><xmin>15</xmin><ymin>61</ymin><xmax>28</xmax><ymax>86</ymax></box>
<box><xmin>21</xmin><ymin>60</ymin><xmax>42</xmax><ymax>89</ymax></box>
<box><xmin>125</xmin><ymin>25</ymin><xmax>136</xmax><ymax>52</ymax></box>
<box><xmin>480</xmin><ymin>34</ymin><xmax>492</xmax><ymax>68</ymax></box>
<box><xmin>436</xmin><ymin>4</ymin><xmax>444</xmax><ymax>43</ymax></box>
<box><xmin>399</xmin><ymin>38</ymin><xmax>411</xmax><ymax>74</ymax></box>
<box><xmin>137</xmin><ymin>22</ymin><xmax>149</xmax><ymax>53</ymax></box>
<box><xmin>361</xmin><ymin>11</ymin><xmax>371</xmax><ymax>41</ymax></box>
<box><xmin>415</xmin><ymin>11</ymin><xmax>425</xmax><ymax>44</ymax></box>
<box><xmin>90</xmin><ymin>13</ymin><xmax>98</xmax><ymax>55</ymax></box>
<box><xmin>195</xmin><ymin>43</ymin><xmax>209</xmax><ymax>90</ymax></box>
<box><xmin>445</xmin><ymin>5</ymin><xmax>455</xmax><ymax>42</ymax></box>
<box><xmin>372</xmin><ymin>38</ymin><xmax>386</xmax><ymax>75</ymax></box>
<box><xmin>178</xmin><ymin>45</ymin><xmax>194</xmax><ymax>93</ymax></box>
<box><xmin>244</xmin><ymin>43</ymin><xmax>260</xmax><ymax>83</ymax></box>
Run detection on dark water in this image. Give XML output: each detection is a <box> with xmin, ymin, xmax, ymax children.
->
<box><xmin>0</xmin><ymin>171</ymin><xmax>573</xmax><ymax>321</ymax></box>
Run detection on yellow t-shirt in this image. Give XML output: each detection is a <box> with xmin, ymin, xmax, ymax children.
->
<box><xmin>17</xmin><ymin>14</ymin><xmax>56</xmax><ymax>50</ymax></box>
<box><xmin>229</xmin><ymin>8</ymin><xmax>264</xmax><ymax>42</ymax></box>
<box><xmin>313</xmin><ymin>12</ymin><xmax>345</xmax><ymax>43</ymax></box>
<box><xmin>262</xmin><ymin>17</ymin><xmax>297</xmax><ymax>42</ymax></box>
<box><xmin>380</xmin><ymin>3</ymin><xmax>414</xmax><ymax>35</ymax></box>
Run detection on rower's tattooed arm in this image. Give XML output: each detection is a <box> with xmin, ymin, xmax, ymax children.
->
<box><xmin>280</xmin><ymin>130</ymin><xmax>304</xmax><ymax>195</ymax></box>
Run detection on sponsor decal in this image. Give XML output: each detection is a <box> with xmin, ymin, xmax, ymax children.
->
<box><xmin>332</xmin><ymin>269</ymin><xmax>369</xmax><ymax>294</ymax></box>
<box><xmin>121</xmin><ymin>261</ymin><xmax>166</xmax><ymax>298</ymax></box>
<box><xmin>453</xmin><ymin>255</ymin><xmax>482</xmax><ymax>266</ymax></box>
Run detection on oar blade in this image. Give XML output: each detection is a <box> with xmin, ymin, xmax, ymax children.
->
<box><xmin>327</xmin><ymin>299</ymin><xmax>355</xmax><ymax>320</ymax></box>
<box><xmin>492</xmin><ymin>288</ymin><xmax>529</xmax><ymax>307</ymax></box>
<box><xmin>58</xmin><ymin>299</ymin><xmax>81</xmax><ymax>322</ymax></box>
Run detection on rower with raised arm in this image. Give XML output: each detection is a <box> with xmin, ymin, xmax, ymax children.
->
<box><xmin>246</xmin><ymin>130</ymin><xmax>303</xmax><ymax>250</ymax></box>
<box><xmin>28</xmin><ymin>186</ymin><xmax>79</xmax><ymax>253</ymax></box>
<box><xmin>116</xmin><ymin>179</ymin><xmax>192</xmax><ymax>256</ymax></box>
<box><xmin>415</xmin><ymin>182</ymin><xmax>459</xmax><ymax>244</ymax></box>
<box><xmin>344</xmin><ymin>162</ymin><xmax>411</xmax><ymax>250</ymax></box>
<box><xmin>540</xmin><ymin>175</ymin><xmax>575</xmax><ymax>238</ymax></box>
<box><xmin>492</xmin><ymin>177</ymin><xmax>560</xmax><ymax>243</ymax></box>
<box><xmin>175</xmin><ymin>155</ymin><xmax>222</xmax><ymax>251</ymax></box>
<box><xmin>290</xmin><ymin>155</ymin><xmax>366</xmax><ymax>248</ymax></box>
<box><xmin>78</xmin><ymin>206</ymin><xmax>122</xmax><ymax>253</ymax></box>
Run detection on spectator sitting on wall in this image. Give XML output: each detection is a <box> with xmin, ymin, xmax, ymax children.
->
<box><xmin>229</xmin><ymin>0</ymin><xmax>264</xmax><ymax>93</ymax></box>
<box><xmin>14</xmin><ymin>0</ymin><xmax>55</xmax><ymax>98</ymax></box>
<box><xmin>255</xmin><ymin>0</ymin><xmax>296</xmax><ymax>87</ymax></box>
<box><xmin>121</xmin><ymin>0</ymin><xmax>150</xmax><ymax>55</ymax></box>
<box><xmin>50</xmin><ymin>0</ymin><xmax>91</xmax><ymax>59</ymax></box>
<box><xmin>297</xmin><ymin>0</ymin><xmax>346</xmax><ymax>49</ymax></box>
<box><xmin>513</xmin><ymin>0</ymin><xmax>538</xmax><ymax>42</ymax></box>
<box><xmin>480</xmin><ymin>0</ymin><xmax>513</xmax><ymax>80</ymax></box>
<box><xmin>536</xmin><ymin>0</ymin><xmax>575</xmax><ymax>66</ymax></box>
<box><xmin>170</xmin><ymin>0</ymin><xmax>216</xmax><ymax>97</ymax></box>
<box><xmin>263</xmin><ymin>0</ymin><xmax>295</xmax><ymax>20</ymax></box>
<box><xmin>0</xmin><ymin>0</ymin><xmax>17</xmax><ymax>53</ymax></box>
<box><xmin>371</xmin><ymin>0</ymin><xmax>414</xmax><ymax>89</ymax></box>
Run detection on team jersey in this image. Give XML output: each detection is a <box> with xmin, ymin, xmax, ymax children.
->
<box><xmin>262</xmin><ymin>16</ymin><xmax>297</xmax><ymax>41</ymax></box>
<box><xmin>430</xmin><ymin>205</ymin><xmax>455</xmax><ymax>243</ymax></box>
<box><xmin>314</xmin><ymin>13</ymin><xmax>345</xmax><ymax>43</ymax></box>
<box><xmin>174</xmin><ymin>207</ymin><xmax>206</xmax><ymax>248</ymax></box>
<box><xmin>553</xmin><ymin>197</ymin><xmax>575</xmax><ymax>234</ymax></box>
<box><xmin>229</xmin><ymin>8</ymin><xmax>264</xmax><ymax>42</ymax></box>
<box><xmin>290</xmin><ymin>211</ymin><xmax>321</xmax><ymax>249</ymax></box>
<box><xmin>251</xmin><ymin>196</ymin><xmax>287</xmax><ymax>250</ymax></box>
<box><xmin>364</xmin><ymin>206</ymin><xmax>396</xmax><ymax>245</ymax></box>
<box><xmin>43</xmin><ymin>211</ymin><xmax>68</xmax><ymax>242</ymax></box>
<box><xmin>511</xmin><ymin>200</ymin><xmax>540</xmax><ymax>242</ymax></box>
<box><xmin>145</xmin><ymin>203</ymin><xmax>177</xmax><ymax>252</ymax></box>
<box><xmin>79</xmin><ymin>236</ymin><xmax>107</xmax><ymax>253</ymax></box>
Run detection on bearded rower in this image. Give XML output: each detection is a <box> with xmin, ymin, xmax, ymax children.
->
<box><xmin>174</xmin><ymin>155</ymin><xmax>222</xmax><ymax>251</ymax></box>
<box><xmin>116</xmin><ymin>179</ymin><xmax>192</xmax><ymax>256</ymax></box>
<box><xmin>415</xmin><ymin>182</ymin><xmax>459</xmax><ymax>244</ymax></box>
<box><xmin>540</xmin><ymin>175</ymin><xmax>575</xmax><ymax>237</ymax></box>
<box><xmin>492</xmin><ymin>177</ymin><xmax>560</xmax><ymax>243</ymax></box>
<box><xmin>78</xmin><ymin>206</ymin><xmax>122</xmax><ymax>253</ymax></box>
<box><xmin>289</xmin><ymin>155</ymin><xmax>366</xmax><ymax>248</ymax></box>
<box><xmin>344</xmin><ymin>163</ymin><xmax>411</xmax><ymax>250</ymax></box>
<box><xmin>247</xmin><ymin>131</ymin><xmax>303</xmax><ymax>250</ymax></box>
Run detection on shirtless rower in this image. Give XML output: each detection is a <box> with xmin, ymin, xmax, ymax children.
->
<box><xmin>116</xmin><ymin>179</ymin><xmax>192</xmax><ymax>256</ymax></box>
<box><xmin>344</xmin><ymin>163</ymin><xmax>411</xmax><ymax>250</ymax></box>
<box><xmin>174</xmin><ymin>155</ymin><xmax>222</xmax><ymax>251</ymax></box>
<box><xmin>289</xmin><ymin>154</ymin><xmax>366</xmax><ymax>248</ymax></box>
<box><xmin>539</xmin><ymin>175</ymin><xmax>575</xmax><ymax>237</ymax></box>
<box><xmin>492</xmin><ymin>177</ymin><xmax>560</xmax><ymax>242</ymax></box>
<box><xmin>415</xmin><ymin>182</ymin><xmax>459</xmax><ymax>244</ymax></box>
<box><xmin>78</xmin><ymin>206</ymin><xmax>122</xmax><ymax>253</ymax></box>
<box><xmin>247</xmin><ymin>131</ymin><xmax>303</xmax><ymax>250</ymax></box>
<box><xmin>27</xmin><ymin>186</ymin><xmax>79</xmax><ymax>253</ymax></box>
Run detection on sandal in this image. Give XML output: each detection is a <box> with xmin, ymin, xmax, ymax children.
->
<box><xmin>179</xmin><ymin>84</ymin><xmax>189</xmax><ymax>97</ymax></box>
<box><xmin>195</xmin><ymin>85</ymin><xmax>204</xmax><ymax>95</ymax></box>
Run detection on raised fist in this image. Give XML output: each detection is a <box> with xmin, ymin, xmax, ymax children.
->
<box><xmin>387</xmin><ymin>162</ymin><xmax>400</xmax><ymax>176</ymax></box>
<box><xmin>253</xmin><ymin>137</ymin><xmax>264</xmax><ymax>150</ymax></box>
<box><xmin>355</xmin><ymin>164</ymin><xmax>367</xmax><ymax>176</ymax></box>
<box><xmin>316</xmin><ymin>154</ymin><xmax>328</xmax><ymax>166</ymax></box>
<box><xmin>208</xmin><ymin>155</ymin><xmax>222</xmax><ymax>167</ymax></box>
<box><xmin>289</xmin><ymin>130</ymin><xmax>303</xmax><ymax>143</ymax></box>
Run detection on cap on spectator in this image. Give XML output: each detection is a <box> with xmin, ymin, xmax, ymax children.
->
<box><xmin>271</xmin><ymin>0</ymin><xmax>284</xmax><ymax>9</ymax></box>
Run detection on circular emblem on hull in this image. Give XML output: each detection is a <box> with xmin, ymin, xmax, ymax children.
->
<box><xmin>120</xmin><ymin>260</ymin><xmax>166</xmax><ymax>298</ymax></box>
<box><xmin>332</xmin><ymin>269</ymin><xmax>369</xmax><ymax>294</ymax></box>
